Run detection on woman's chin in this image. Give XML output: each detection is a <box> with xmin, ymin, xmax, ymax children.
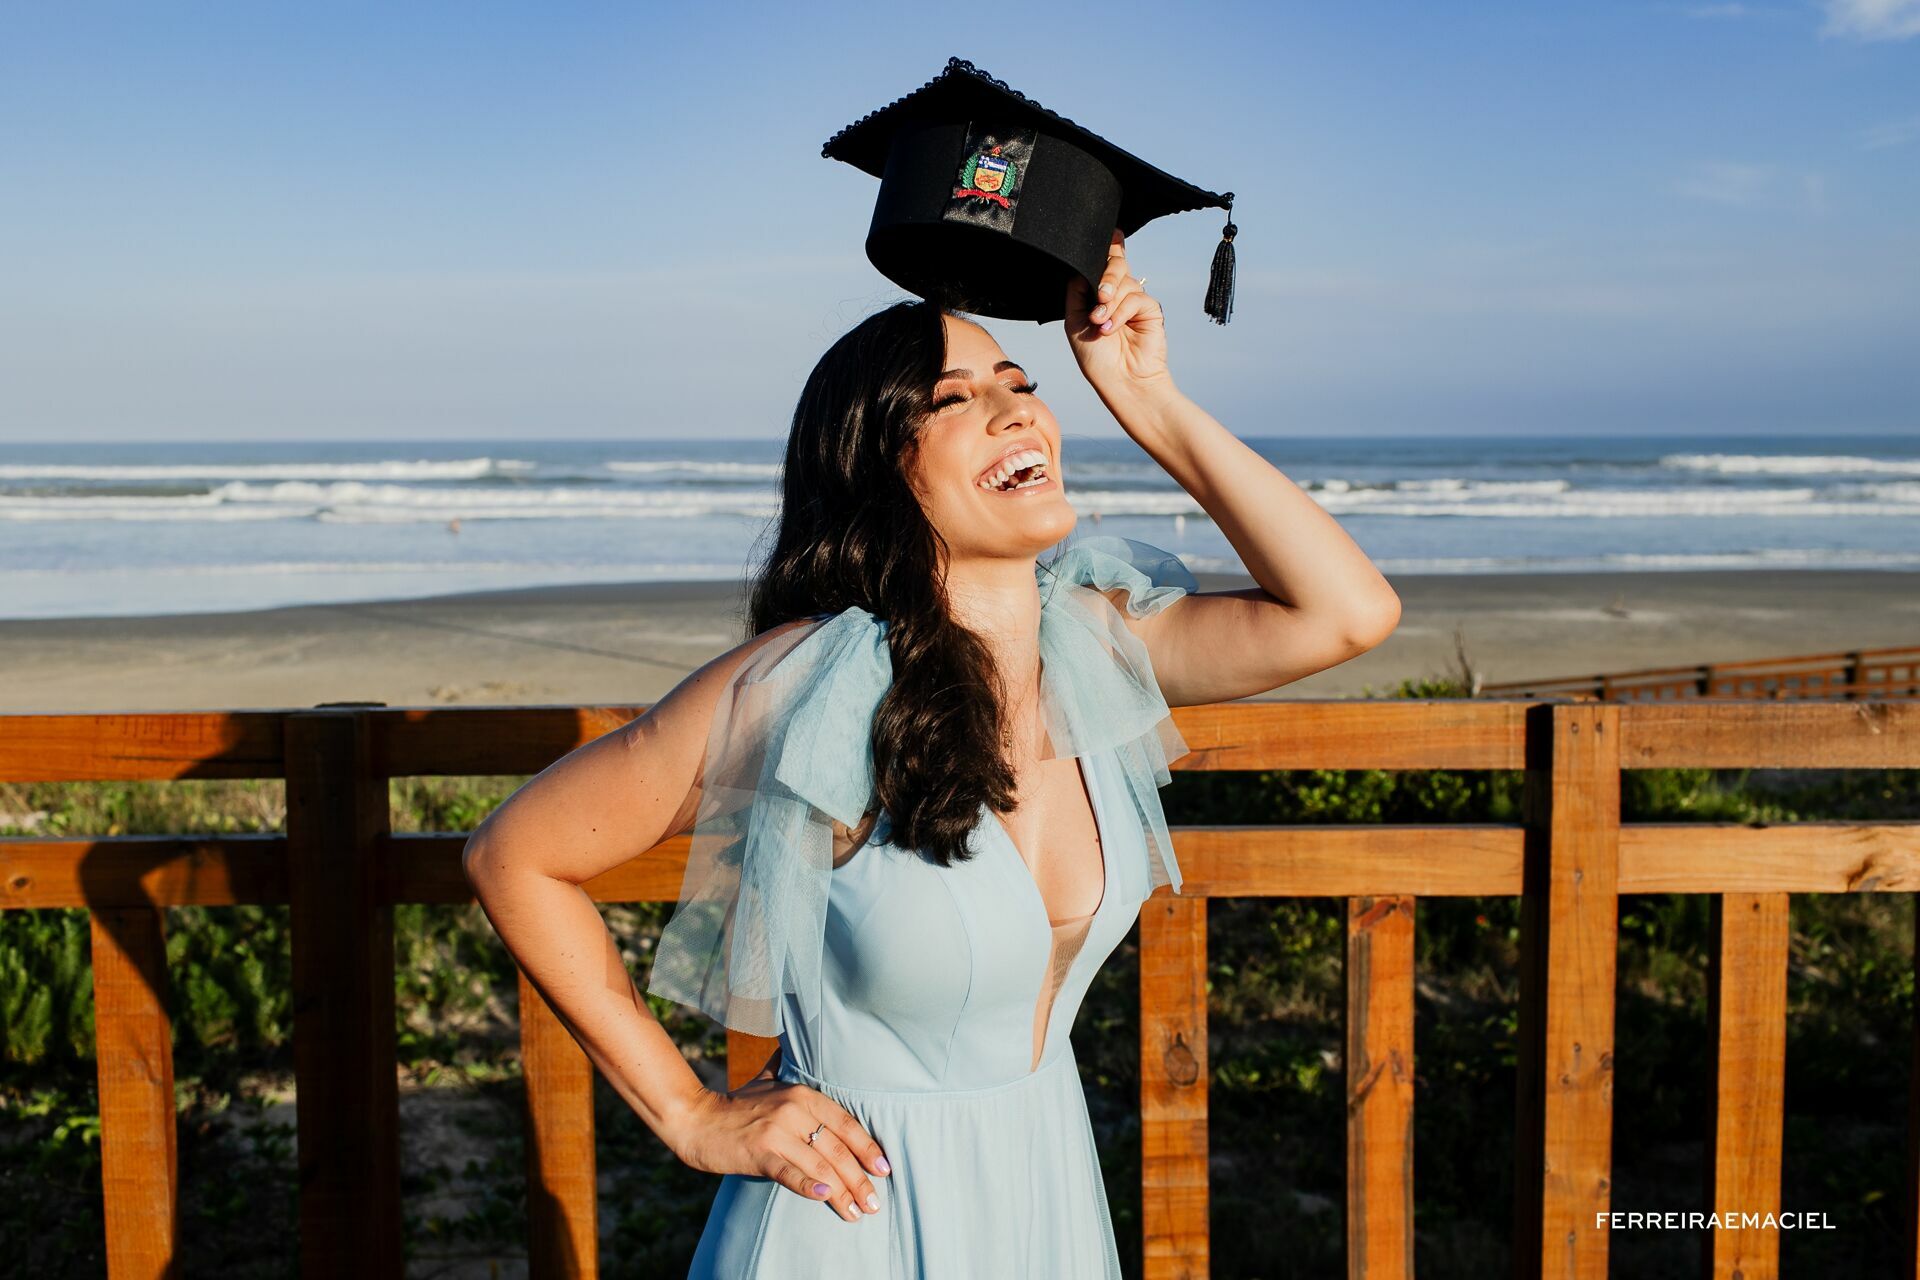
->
<box><xmin>1015</xmin><ymin>500</ymin><xmax>1076</xmax><ymax>550</ymax></box>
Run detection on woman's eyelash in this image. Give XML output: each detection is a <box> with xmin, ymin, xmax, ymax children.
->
<box><xmin>931</xmin><ymin>381</ymin><xmax>1040</xmax><ymax>411</ymax></box>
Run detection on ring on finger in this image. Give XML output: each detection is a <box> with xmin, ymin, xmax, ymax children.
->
<box><xmin>806</xmin><ymin>1122</ymin><xmax>826</xmax><ymax>1145</ymax></box>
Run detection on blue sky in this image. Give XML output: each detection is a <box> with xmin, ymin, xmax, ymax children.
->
<box><xmin>1</xmin><ymin>0</ymin><xmax>1915</xmax><ymax>442</ymax></box>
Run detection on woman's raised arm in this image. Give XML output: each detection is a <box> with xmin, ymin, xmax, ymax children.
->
<box><xmin>1064</xmin><ymin>232</ymin><xmax>1402</xmax><ymax>707</ymax></box>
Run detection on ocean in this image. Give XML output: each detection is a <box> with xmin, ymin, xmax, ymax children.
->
<box><xmin>1</xmin><ymin>434</ymin><xmax>1916</xmax><ymax>621</ymax></box>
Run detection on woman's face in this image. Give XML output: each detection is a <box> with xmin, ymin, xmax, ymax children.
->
<box><xmin>904</xmin><ymin>314</ymin><xmax>1076</xmax><ymax>565</ymax></box>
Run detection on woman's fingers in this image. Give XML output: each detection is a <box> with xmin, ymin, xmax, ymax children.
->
<box><xmin>812</xmin><ymin>1093</ymin><xmax>891</xmax><ymax>1179</ymax></box>
<box><xmin>757</xmin><ymin>1093</ymin><xmax>887</xmax><ymax>1222</ymax></box>
<box><xmin>807</xmin><ymin>1120</ymin><xmax>882</xmax><ymax>1219</ymax></box>
<box><xmin>1096</xmin><ymin>229</ymin><xmax>1130</xmax><ymax>306</ymax></box>
<box><xmin>763</xmin><ymin>1114</ymin><xmax>861</xmax><ymax>1220</ymax></box>
<box><xmin>1085</xmin><ymin>287</ymin><xmax>1160</xmax><ymax>342</ymax></box>
<box><xmin>1092</xmin><ymin>275</ymin><xmax>1158</xmax><ymax>335</ymax></box>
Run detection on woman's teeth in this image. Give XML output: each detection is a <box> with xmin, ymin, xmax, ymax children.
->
<box><xmin>976</xmin><ymin>448</ymin><xmax>1051</xmax><ymax>491</ymax></box>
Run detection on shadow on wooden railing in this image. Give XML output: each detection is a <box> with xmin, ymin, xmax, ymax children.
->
<box><xmin>2</xmin><ymin>698</ymin><xmax>1918</xmax><ymax>1279</ymax></box>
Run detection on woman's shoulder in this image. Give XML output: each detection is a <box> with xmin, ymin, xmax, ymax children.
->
<box><xmin>640</xmin><ymin>616</ymin><xmax>818</xmax><ymax>730</ymax></box>
<box><xmin>1038</xmin><ymin>534</ymin><xmax>1199</xmax><ymax>620</ymax></box>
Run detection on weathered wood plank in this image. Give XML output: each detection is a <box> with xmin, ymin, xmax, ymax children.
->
<box><xmin>518</xmin><ymin>969</ymin><xmax>599</xmax><ymax>1279</ymax></box>
<box><xmin>1169</xmin><ymin>700</ymin><xmax>1529</xmax><ymax>771</ymax></box>
<box><xmin>1166</xmin><ymin>826</ymin><xmax>1524</xmax><ymax>899</ymax></box>
<box><xmin>1702</xmin><ymin>893</ymin><xmax>1788</xmax><ymax>1280</ymax></box>
<box><xmin>1619</xmin><ymin>700</ymin><xmax>1920</xmax><ymax>768</ymax></box>
<box><xmin>358</xmin><ymin>699</ymin><xmax>1534</xmax><ymax>778</ymax></box>
<box><xmin>365</xmin><ymin>705</ymin><xmax>646</xmax><ymax>779</ymax></box>
<box><xmin>90</xmin><ymin>907</ymin><xmax>179</xmax><ymax>1278</ymax></box>
<box><xmin>19</xmin><ymin>818</ymin><xmax>1902</xmax><ymax>911</ymax></box>
<box><xmin>7</xmin><ymin>698</ymin><xmax>1915</xmax><ymax>787</ymax></box>
<box><xmin>0</xmin><ymin>712</ymin><xmax>284</xmax><ymax>781</ymax></box>
<box><xmin>19</xmin><ymin>820</ymin><xmax>1901</xmax><ymax>912</ymax></box>
<box><xmin>1345</xmin><ymin>895</ymin><xmax>1415</xmax><ymax>1280</ymax></box>
<box><xmin>286</xmin><ymin>711</ymin><xmax>402</xmax><ymax>1276</ymax></box>
<box><xmin>1141</xmin><ymin>891</ymin><xmax>1209</xmax><ymax>1280</ymax></box>
<box><xmin>1514</xmin><ymin>702</ymin><xmax>1620</xmax><ymax>1280</ymax></box>
<box><xmin>0</xmin><ymin>835</ymin><xmax>290</xmax><ymax>908</ymax></box>
<box><xmin>1619</xmin><ymin>822</ymin><xmax>1920</xmax><ymax>893</ymax></box>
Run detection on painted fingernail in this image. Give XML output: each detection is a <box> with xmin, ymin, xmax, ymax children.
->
<box><xmin>843</xmin><ymin>1201</ymin><xmax>860</xmax><ymax>1220</ymax></box>
<box><xmin>1099</xmin><ymin>319</ymin><xmax>1114</xmax><ymax>333</ymax></box>
<box><xmin>864</xmin><ymin>1193</ymin><xmax>880</xmax><ymax>1212</ymax></box>
<box><xmin>1098</xmin><ymin>282</ymin><xmax>1113</xmax><ymax>298</ymax></box>
<box><xmin>1091</xmin><ymin>305</ymin><xmax>1107</xmax><ymax>321</ymax></box>
<box><xmin>812</xmin><ymin>1181</ymin><xmax>831</xmax><ymax>1196</ymax></box>
<box><xmin>875</xmin><ymin>1156</ymin><xmax>891</xmax><ymax>1174</ymax></box>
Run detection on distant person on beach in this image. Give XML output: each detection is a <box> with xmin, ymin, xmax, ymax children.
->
<box><xmin>463</xmin><ymin>232</ymin><xmax>1400</xmax><ymax>1275</ymax></box>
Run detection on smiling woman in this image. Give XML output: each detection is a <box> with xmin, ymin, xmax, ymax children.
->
<box><xmin>465</xmin><ymin>272</ymin><xmax>1399</xmax><ymax>1275</ymax></box>
<box><xmin>464</xmin><ymin>69</ymin><xmax>1400</xmax><ymax>1280</ymax></box>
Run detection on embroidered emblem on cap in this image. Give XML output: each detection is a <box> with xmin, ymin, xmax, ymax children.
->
<box><xmin>941</xmin><ymin>124</ymin><xmax>1035</xmax><ymax>236</ymax></box>
<box><xmin>954</xmin><ymin>145</ymin><xmax>1017</xmax><ymax>207</ymax></box>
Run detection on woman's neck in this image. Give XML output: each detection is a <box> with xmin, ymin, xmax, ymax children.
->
<box><xmin>942</xmin><ymin>553</ymin><xmax>1045</xmax><ymax>731</ymax></box>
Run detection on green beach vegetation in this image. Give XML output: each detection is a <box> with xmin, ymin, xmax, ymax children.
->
<box><xmin>1</xmin><ymin>681</ymin><xmax>1914</xmax><ymax>1277</ymax></box>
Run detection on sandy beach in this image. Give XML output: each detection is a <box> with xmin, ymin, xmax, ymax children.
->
<box><xmin>3</xmin><ymin>568</ymin><xmax>1915</xmax><ymax>714</ymax></box>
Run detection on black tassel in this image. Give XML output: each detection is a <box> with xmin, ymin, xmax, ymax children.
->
<box><xmin>1203</xmin><ymin>196</ymin><xmax>1236</xmax><ymax>325</ymax></box>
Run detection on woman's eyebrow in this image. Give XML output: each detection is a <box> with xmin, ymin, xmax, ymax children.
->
<box><xmin>935</xmin><ymin>360</ymin><xmax>1025</xmax><ymax>382</ymax></box>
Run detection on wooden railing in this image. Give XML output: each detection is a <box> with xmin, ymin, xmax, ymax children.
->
<box><xmin>1479</xmin><ymin>643</ymin><xmax>1920</xmax><ymax>702</ymax></box>
<box><xmin>2</xmin><ymin>698</ymin><xmax>1918</xmax><ymax>1278</ymax></box>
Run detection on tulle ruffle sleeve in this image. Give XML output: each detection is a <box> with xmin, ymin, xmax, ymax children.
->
<box><xmin>1034</xmin><ymin>534</ymin><xmax>1199</xmax><ymax>897</ymax></box>
<box><xmin>644</xmin><ymin>607</ymin><xmax>892</xmax><ymax>1041</ymax></box>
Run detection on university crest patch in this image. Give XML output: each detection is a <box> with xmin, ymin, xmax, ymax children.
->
<box><xmin>954</xmin><ymin>146</ymin><xmax>1017</xmax><ymax>207</ymax></box>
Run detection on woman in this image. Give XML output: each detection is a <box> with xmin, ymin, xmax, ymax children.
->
<box><xmin>464</xmin><ymin>232</ymin><xmax>1402</xmax><ymax>1277</ymax></box>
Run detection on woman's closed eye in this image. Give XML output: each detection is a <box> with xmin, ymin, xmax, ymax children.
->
<box><xmin>931</xmin><ymin>381</ymin><xmax>1039</xmax><ymax>413</ymax></box>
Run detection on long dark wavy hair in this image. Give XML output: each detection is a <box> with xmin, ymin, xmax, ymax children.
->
<box><xmin>746</xmin><ymin>298</ymin><xmax>1019</xmax><ymax>868</ymax></box>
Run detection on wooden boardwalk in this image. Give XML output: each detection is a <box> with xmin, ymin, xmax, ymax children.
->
<box><xmin>1480</xmin><ymin>642</ymin><xmax>1920</xmax><ymax>702</ymax></box>
<box><xmin>3</xmin><ymin>697</ymin><xmax>1918</xmax><ymax>1278</ymax></box>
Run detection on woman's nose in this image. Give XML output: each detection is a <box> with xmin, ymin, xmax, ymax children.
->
<box><xmin>988</xmin><ymin>390</ymin><xmax>1033</xmax><ymax>431</ymax></box>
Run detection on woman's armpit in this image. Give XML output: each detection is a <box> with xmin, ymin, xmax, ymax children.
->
<box><xmin>830</xmin><ymin>809</ymin><xmax>880</xmax><ymax>869</ymax></box>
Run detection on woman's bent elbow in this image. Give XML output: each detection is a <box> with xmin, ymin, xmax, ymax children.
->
<box><xmin>1343</xmin><ymin>593</ymin><xmax>1402</xmax><ymax>652</ymax></box>
<box><xmin>462</xmin><ymin>832</ymin><xmax>505</xmax><ymax>898</ymax></box>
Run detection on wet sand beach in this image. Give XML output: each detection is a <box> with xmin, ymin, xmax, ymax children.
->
<box><xmin>3</xmin><ymin>568</ymin><xmax>1915</xmax><ymax>714</ymax></box>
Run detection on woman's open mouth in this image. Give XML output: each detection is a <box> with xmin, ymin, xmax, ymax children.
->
<box><xmin>975</xmin><ymin>447</ymin><xmax>1054</xmax><ymax>495</ymax></box>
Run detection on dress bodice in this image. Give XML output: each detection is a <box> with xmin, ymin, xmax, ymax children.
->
<box><xmin>786</xmin><ymin>744</ymin><xmax>1148</xmax><ymax>1088</ymax></box>
<box><xmin>646</xmin><ymin>534</ymin><xmax>1199</xmax><ymax>1088</ymax></box>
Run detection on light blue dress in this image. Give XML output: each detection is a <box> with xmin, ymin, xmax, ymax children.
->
<box><xmin>646</xmin><ymin>535</ymin><xmax>1198</xmax><ymax>1279</ymax></box>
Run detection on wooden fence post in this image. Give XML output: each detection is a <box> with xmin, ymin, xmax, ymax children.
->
<box><xmin>518</xmin><ymin>969</ymin><xmax>599</xmax><ymax>1279</ymax></box>
<box><xmin>1702</xmin><ymin>892</ymin><xmax>1789</xmax><ymax>1280</ymax></box>
<box><xmin>1345</xmin><ymin>894</ymin><xmax>1416</xmax><ymax>1279</ymax></box>
<box><xmin>286</xmin><ymin>707</ymin><xmax>401</xmax><ymax>1276</ymax></box>
<box><xmin>1514</xmin><ymin>702</ymin><xmax>1620</xmax><ymax>1280</ymax></box>
<box><xmin>91</xmin><ymin>906</ymin><xmax>179</xmax><ymax>1277</ymax></box>
<box><xmin>726</xmin><ymin>1029</ymin><xmax>780</xmax><ymax>1092</ymax></box>
<box><xmin>1907</xmin><ymin>898</ymin><xmax>1920</xmax><ymax>1279</ymax></box>
<box><xmin>1141</xmin><ymin>891</ymin><xmax>1209</xmax><ymax>1280</ymax></box>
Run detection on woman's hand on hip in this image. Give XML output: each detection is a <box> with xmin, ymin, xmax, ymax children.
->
<box><xmin>668</xmin><ymin>1080</ymin><xmax>891</xmax><ymax>1223</ymax></box>
<box><xmin>1065</xmin><ymin>229</ymin><xmax>1176</xmax><ymax>407</ymax></box>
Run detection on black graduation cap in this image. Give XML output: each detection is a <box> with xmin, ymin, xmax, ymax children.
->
<box><xmin>822</xmin><ymin>57</ymin><xmax>1238</xmax><ymax>325</ymax></box>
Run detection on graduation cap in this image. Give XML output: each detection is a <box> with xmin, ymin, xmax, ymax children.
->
<box><xmin>822</xmin><ymin>57</ymin><xmax>1238</xmax><ymax>325</ymax></box>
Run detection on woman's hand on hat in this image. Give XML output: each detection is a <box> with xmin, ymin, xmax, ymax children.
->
<box><xmin>1066</xmin><ymin>230</ymin><xmax>1176</xmax><ymax>407</ymax></box>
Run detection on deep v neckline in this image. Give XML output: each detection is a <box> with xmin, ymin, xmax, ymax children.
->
<box><xmin>984</xmin><ymin>750</ymin><xmax>1111</xmax><ymax>935</ymax></box>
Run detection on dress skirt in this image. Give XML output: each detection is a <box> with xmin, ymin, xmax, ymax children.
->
<box><xmin>687</xmin><ymin>1045</ymin><xmax>1123</xmax><ymax>1279</ymax></box>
